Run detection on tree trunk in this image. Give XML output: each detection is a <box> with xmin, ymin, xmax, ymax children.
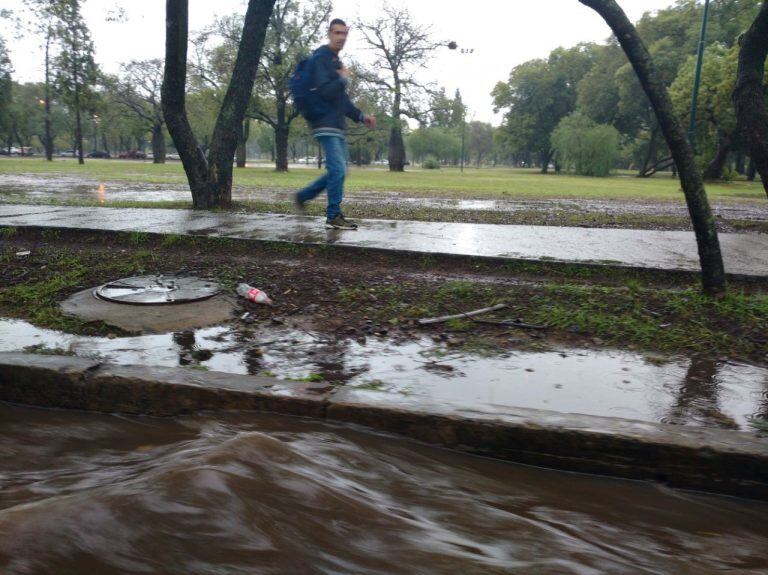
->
<box><xmin>74</xmin><ymin>87</ymin><xmax>84</xmax><ymax>165</ymax></box>
<box><xmin>638</xmin><ymin>124</ymin><xmax>659</xmax><ymax>177</ymax></box>
<box><xmin>702</xmin><ymin>132</ymin><xmax>733</xmax><ymax>181</ymax></box>
<box><xmin>579</xmin><ymin>0</ymin><xmax>726</xmax><ymax>295</ymax></box>
<box><xmin>539</xmin><ymin>150</ymin><xmax>552</xmax><ymax>174</ymax></box>
<box><xmin>43</xmin><ymin>31</ymin><xmax>53</xmax><ymax>162</ymax></box>
<box><xmin>388</xmin><ymin>125</ymin><xmax>406</xmax><ymax>172</ymax></box>
<box><xmin>162</xmin><ymin>0</ymin><xmax>275</xmax><ymax>209</ymax></box>
<box><xmin>733</xmin><ymin>0</ymin><xmax>768</xmax><ymax>198</ymax></box>
<box><xmin>747</xmin><ymin>157</ymin><xmax>756</xmax><ymax>181</ymax></box>
<box><xmin>152</xmin><ymin>121</ymin><xmax>166</xmax><ymax>163</ymax></box>
<box><xmin>274</xmin><ymin>106</ymin><xmax>288</xmax><ymax>171</ymax></box>
<box><xmin>734</xmin><ymin>153</ymin><xmax>745</xmax><ymax>175</ymax></box>
<box><xmin>236</xmin><ymin>118</ymin><xmax>249</xmax><ymax>168</ymax></box>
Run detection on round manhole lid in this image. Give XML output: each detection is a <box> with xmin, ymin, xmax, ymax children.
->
<box><xmin>94</xmin><ymin>275</ymin><xmax>221</xmax><ymax>305</ymax></box>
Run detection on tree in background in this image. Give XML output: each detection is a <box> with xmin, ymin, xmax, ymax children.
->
<box><xmin>356</xmin><ymin>5</ymin><xmax>441</xmax><ymax>172</ymax></box>
<box><xmin>466</xmin><ymin>121</ymin><xmax>494</xmax><ymax>167</ymax></box>
<box><xmin>249</xmin><ymin>0</ymin><xmax>331</xmax><ymax>171</ymax></box>
<box><xmin>110</xmin><ymin>59</ymin><xmax>167</xmax><ymax>162</ymax></box>
<box><xmin>733</xmin><ymin>0</ymin><xmax>768</xmax><ymax>197</ymax></box>
<box><xmin>670</xmin><ymin>45</ymin><xmax>740</xmax><ymax>181</ymax></box>
<box><xmin>579</xmin><ymin>0</ymin><xmax>725</xmax><ymax>295</ymax></box>
<box><xmin>492</xmin><ymin>44</ymin><xmax>597</xmax><ymax>173</ymax></box>
<box><xmin>552</xmin><ymin>112</ymin><xmax>619</xmax><ymax>177</ymax></box>
<box><xmin>0</xmin><ymin>35</ymin><xmax>12</xmax><ymax>153</ymax></box>
<box><xmin>22</xmin><ymin>0</ymin><xmax>70</xmax><ymax>161</ymax></box>
<box><xmin>162</xmin><ymin>0</ymin><xmax>276</xmax><ymax>209</ymax></box>
<box><xmin>53</xmin><ymin>0</ymin><xmax>97</xmax><ymax>165</ymax></box>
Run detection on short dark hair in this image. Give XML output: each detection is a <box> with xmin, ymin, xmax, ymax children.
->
<box><xmin>329</xmin><ymin>18</ymin><xmax>347</xmax><ymax>31</ymax></box>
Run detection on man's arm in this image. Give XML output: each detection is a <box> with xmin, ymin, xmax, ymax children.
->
<box><xmin>343</xmin><ymin>93</ymin><xmax>365</xmax><ymax>123</ymax></box>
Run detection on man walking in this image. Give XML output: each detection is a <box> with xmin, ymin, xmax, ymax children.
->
<box><xmin>295</xmin><ymin>18</ymin><xmax>376</xmax><ymax>230</ymax></box>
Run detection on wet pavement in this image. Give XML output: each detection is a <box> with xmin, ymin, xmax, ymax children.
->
<box><xmin>2</xmin><ymin>204</ymin><xmax>768</xmax><ymax>276</ymax></box>
<box><xmin>3</xmin><ymin>318</ymin><xmax>766</xmax><ymax>431</ymax></box>
<box><xmin>3</xmin><ymin>403</ymin><xmax>767</xmax><ymax>574</ymax></box>
<box><xmin>2</xmin><ymin>173</ymin><xmax>768</xmax><ymax>221</ymax></box>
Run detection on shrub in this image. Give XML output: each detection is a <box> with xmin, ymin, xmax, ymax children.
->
<box><xmin>422</xmin><ymin>156</ymin><xmax>441</xmax><ymax>169</ymax></box>
<box><xmin>552</xmin><ymin>113</ymin><xmax>619</xmax><ymax>177</ymax></box>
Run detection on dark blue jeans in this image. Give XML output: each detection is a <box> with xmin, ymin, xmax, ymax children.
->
<box><xmin>297</xmin><ymin>135</ymin><xmax>347</xmax><ymax>219</ymax></box>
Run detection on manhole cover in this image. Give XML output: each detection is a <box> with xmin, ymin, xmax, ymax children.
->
<box><xmin>94</xmin><ymin>275</ymin><xmax>221</xmax><ymax>305</ymax></box>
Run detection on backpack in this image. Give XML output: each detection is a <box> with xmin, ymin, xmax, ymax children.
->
<box><xmin>290</xmin><ymin>53</ymin><xmax>329</xmax><ymax>121</ymax></box>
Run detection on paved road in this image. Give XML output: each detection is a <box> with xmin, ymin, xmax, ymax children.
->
<box><xmin>1</xmin><ymin>204</ymin><xmax>767</xmax><ymax>277</ymax></box>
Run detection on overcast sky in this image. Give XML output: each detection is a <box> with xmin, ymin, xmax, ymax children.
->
<box><xmin>3</xmin><ymin>0</ymin><xmax>676</xmax><ymax>124</ymax></box>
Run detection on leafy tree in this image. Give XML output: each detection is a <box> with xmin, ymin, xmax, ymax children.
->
<box><xmin>466</xmin><ymin>121</ymin><xmax>495</xmax><ymax>167</ymax></box>
<box><xmin>9</xmin><ymin>82</ymin><xmax>46</xmax><ymax>151</ymax></box>
<box><xmin>357</xmin><ymin>5</ymin><xmax>441</xmax><ymax>171</ymax></box>
<box><xmin>22</xmin><ymin>0</ymin><xmax>71</xmax><ymax>160</ymax></box>
<box><xmin>407</xmin><ymin>126</ymin><xmax>459</xmax><ymax>164</ymax></box>
<box><xmin>734</xmin><ymin>0</ymin><xmax>768</xmax><ymax>197</ymax></box>
<box><xmin>110</xmin><ymin>59</ymin><xmax>167</xmax><ymax>162</ymax></box>
<box><xmin>162</xmin><ymin>0</ymin><xmax>276</xmax><ymax>209</ymax></box>
<box><xmin>552</xmin><ymin>112</ymin><xmax>619</xmax><ymax>177</ymax></box>
<box><xmin>0</xmin><ymin>35</ymin><xmax>12</xmax><ymax>152</ymax></box>
<box><xmin>53</xmin><ymin>0</ymin><xmax>98</xmax><ymax>165</ymax></box>
<box><xmin>670</xmin><ymin>44</ymin><xmax>740</xmax><ymax>180</ymax></box>
<box><xmin>492</xmin><ymin>44</ymin><xmax>597</xmax><ymax>173</ymax></box>
<box><xmin>579</xmin><ymin>0</ymin><xmax>725</xmax><ymax>295</ymax></box>
<box><xmin>427</xmin><ymin>87</ymin><xmax>465</xmax><ymax>129</ymax></box>
<box><xmin>249</xmin><ymin>0</ymin><xmax>331</xmax><ymax>171</ymax></box>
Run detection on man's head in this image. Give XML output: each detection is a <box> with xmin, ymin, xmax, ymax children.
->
<box><xmin>327</xmin><ymin>18</ymin><xmax>349</xmax><ymax>54</ymax></box>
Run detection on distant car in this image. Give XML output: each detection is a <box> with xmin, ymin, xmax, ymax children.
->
<box><xmin>86</xmin><ymin>151</ymin><xmax>111</xmax><ymax>159</ymax></box>
<box><xmin>118</xmin><ymin>150</ymin><xmax>146</xmax><ymax>159</ymax></box>
<box><xmin>0</xmin><ymin>149</ymin><xmax>9</xmax><ymax>155</ymax></box>
<box><xmin>166</xmin><ymin>153</ymin><xmax>181</xmax><ymax>160</ymax></box>
<box><xmin>59</xmin><ymin>150</ymin><xmax>77</xmax><ymax>157</ymax></box>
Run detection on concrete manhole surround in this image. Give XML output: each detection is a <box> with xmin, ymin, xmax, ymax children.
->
<box><xmin>94</xmin><ymin>275</ymin><xmax>221</xmax><ymax>305</ymax></box>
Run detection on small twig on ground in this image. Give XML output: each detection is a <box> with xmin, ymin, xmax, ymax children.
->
<box><xmin>418</xmin><ymin>303</ymin><xmax>508</xmax><ymax>326</ymax></box>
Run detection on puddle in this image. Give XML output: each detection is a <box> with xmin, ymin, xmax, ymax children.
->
<box><xmin>1</xmin><ymin>175</ymin><xmax>767</xmax><ymax>220</ymax></box>
<box><xmin>2</xmin><ymin>318</ymin><xmax>766</xmax><ymax>431</ymax></box>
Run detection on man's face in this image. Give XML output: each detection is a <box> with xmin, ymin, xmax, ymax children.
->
<box><xmin>328</xmin><ymin>24</ymin><xmax>349</xmax><ymax>53</ymax></box>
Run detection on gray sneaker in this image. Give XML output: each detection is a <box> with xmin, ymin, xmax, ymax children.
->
<box><xmin>325</xmin><ymin>215</ymin><xmax>358</xmax><ymax>230</ymax></box>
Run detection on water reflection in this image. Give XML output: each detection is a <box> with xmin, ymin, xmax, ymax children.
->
<box><xmin>1</xmin><ymin>317</ymin><xmax>766</xmax><ymax>430</ymax></box>
<box><xmin>664</xmin><ymin>357</ymin><xmax>740</xmax><ymax>429</ymax></box>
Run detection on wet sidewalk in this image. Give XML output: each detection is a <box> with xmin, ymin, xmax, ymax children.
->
<box><xmin>2</xmin><ymin>204</ymin><xmax>768</xmax><ymax>277</ymax></box>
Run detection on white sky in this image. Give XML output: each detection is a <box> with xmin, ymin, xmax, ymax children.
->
<box><xmin>2</xmin><ymin>0</ymin><xmax>676</xmax><ymax>124</ymax></box>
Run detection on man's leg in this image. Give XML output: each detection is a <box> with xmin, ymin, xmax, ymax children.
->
<box><xmin>296</xmin><ymin>172</ymin><xmax>328</xmax><ymax>205</ymax></box>
<box><xmin>321</xmin><ymin>136</ymin><xmax>346</xmax><ymax>220</ymax></box>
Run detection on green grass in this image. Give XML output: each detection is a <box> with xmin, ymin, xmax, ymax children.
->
<box><xmin>1</xmin><ymin>157</ymin><xmax>765</xmax><ymax>203</ymax></box>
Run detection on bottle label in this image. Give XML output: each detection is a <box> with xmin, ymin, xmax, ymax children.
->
<box><xmin>247</xmin><ymin>288</ymin><xmax>262</xmax><ymax>301</ymax></box>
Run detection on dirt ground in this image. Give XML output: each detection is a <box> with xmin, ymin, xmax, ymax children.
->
<box><xmin>1</xmin><ymin>228</ymin><xmax>766</xmax><ymax>362</ymax></box>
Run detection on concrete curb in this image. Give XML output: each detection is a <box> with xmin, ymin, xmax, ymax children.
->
<box><xmin>3</xmin><ymin>221</ymin><xmax>768</xmax><ymax>285</ymax></box>
<box><xmin>1</xmin><ymin>352</ymin><xmax>766</xmax><ymax>501</ymax></box>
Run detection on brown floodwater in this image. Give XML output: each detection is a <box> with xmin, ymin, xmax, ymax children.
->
<box><xmin>1</xmin><ymin>404</ymin><xmax>767</xmax><ymax>575</ymax></box>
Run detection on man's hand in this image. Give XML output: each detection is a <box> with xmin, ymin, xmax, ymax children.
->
<box><xmin>338</xmin><ymin>64</ymin><xmax>351</xmax><ymax>80</ymax></box>
<box><xmin>364</xmin><ymin>115</ymin><xmax>377</xmax><ymax>130</ymax></box>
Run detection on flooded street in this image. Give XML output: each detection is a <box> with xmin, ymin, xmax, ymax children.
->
<box><xmin>1</xmin><ymin>403</ymin><xmax>767</xmax><ymax>574</ymax></box>
<box><xmin>2</xmin><ymin>318</ymin><xmax>766</xmax><ymax>431</ymax></box>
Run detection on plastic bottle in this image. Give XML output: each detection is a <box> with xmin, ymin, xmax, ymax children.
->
<box><xmin>236</xmin><ymin>283</ymin><xmax>273</xmax><ymax>305</ymax></box>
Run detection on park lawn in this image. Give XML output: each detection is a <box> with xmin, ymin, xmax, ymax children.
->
<box><xmin>0</xmin><ymin>157</ymin><xmax>765</xmax><ymax>203</ymax></box>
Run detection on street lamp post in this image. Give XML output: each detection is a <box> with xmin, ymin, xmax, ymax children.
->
<box><xmin>448</xmin><ymin>42</ymin><xmax>473</xmax><ymax>173</ymax></box>
<box><xmin>687</xmin><ymin>0</ymin><xmax>711</xmax><ymax>153</ymax></box>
